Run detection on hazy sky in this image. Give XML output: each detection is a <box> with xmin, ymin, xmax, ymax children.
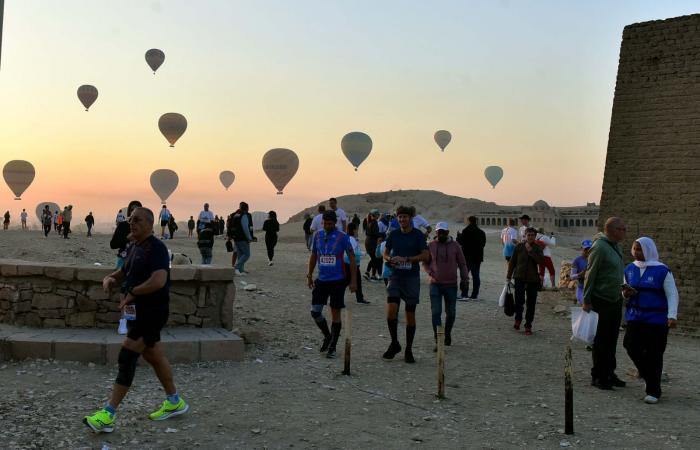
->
<box><xmin>0</xmin><ymin>1</ymin><xmax>697</xmax><ymax>224</ymax></box>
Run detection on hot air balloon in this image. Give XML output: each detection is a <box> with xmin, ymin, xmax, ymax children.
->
<box><xmin>262</xmin><ymin>148</ymin><xmax>299</xmax><ymax>195</ymax></box>
<box><xmin>150</xmin><ymin>169</ymin><xmax>179</xmax><ymax>203</ymax></box>
<box><xmin>77</xmin><ymin>85</ymin><xmax>98</xmax><ymax>111</ymax></box>
<box><xmin>35</xmin><ymin>202</ymin><xmax>60</xmax><ymax>222</ymax></box>
<box><xmin>219</xmin><ymin>171</ymin><xmax>235</xmax><ymax>190</ymax></box>
<box><xmin>145</xmin><ymin>49</ymin><xmax>165</xmax><ymax>74</ymax></box>
<box><xmin>341</xmin><ymin>132</ymin><xmax>372</xmax><ymax>171</ymax></box>
<box><xmin>158</xmin><ymin>113</ymin><xmax>187</xmax><ymax>147</ymax></box>
<box><xmin>3</xmin><ymin>160</ymin><xmax>35</xmax><ymax>200</ymax></box>
<box><xmin>434</xmin><ymin>130</ymin><xmax>452</xmax><ymax>152</ymax></box>
<box><xmin>484</xmin><ymin>166</ymin><xmax>504</xmax><ymax>189</ymax></box>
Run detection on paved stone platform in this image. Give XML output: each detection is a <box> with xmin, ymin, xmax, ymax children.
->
<box><xmin>0</xmin><ymin>325</ymin><xmax>244</xmax><ymax>364</ymax></box>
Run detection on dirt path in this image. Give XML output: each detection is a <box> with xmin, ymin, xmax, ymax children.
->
<box><xmin>0</xmin><ymin>230</ymin><xmax>698</xmax><ymax>449</ymax></box>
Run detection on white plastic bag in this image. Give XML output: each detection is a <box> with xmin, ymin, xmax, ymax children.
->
<box><xmin>498</xmin><ymin>282</ymin><xmax>511</xmax><ymax>307</ymax></box>
<box><xmin>571</xmin><ymin>307</ymin><xmax>599</xmax><ymax>345</ymax></box>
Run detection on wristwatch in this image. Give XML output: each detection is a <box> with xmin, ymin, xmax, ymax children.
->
<box><xmin>127</xmin><ymin>286</ymin><xmax>137</xmax><ymax>296</ymax></box>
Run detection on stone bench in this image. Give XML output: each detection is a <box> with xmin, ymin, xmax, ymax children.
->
<box><xmin>0</xmin><ymin>325</ymin><xmax>244</xmax><ymax>364</ymax></box>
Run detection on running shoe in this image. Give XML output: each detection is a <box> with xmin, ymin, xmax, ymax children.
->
<box><xmin>525</xmin><ymin>328</ymin><xmax>533</xmax><ymax>336</ymax></box>
<box><xmin>326</xmin><ymin>348</ymin><xmax>337</xmax><ymax>359</ymax></box>
<box><xmin>382</xmin><ymin>341</ymin><xmax>402</xmax><ymax>360</ymax></box>
<box><xmin>83</xmin><ymin>408</ymin><xmax>115</xmax><ymax>433</ymax></box>
<box><xmin>149</xmin><ymin>398</ymin><xmax>189</xmax><ymax>421</ymax></box>
<box><xmin>404</xmin><ymin>349</ymin><xmax>415</xmax><ymax>364</ymax></box>
<box><xmin>643</xmin><ymin>395</ymin><xmax>659</xmax><ymax>404</ymax></box>
<box><xmin>357</xmin><ymin>299</ymin><xmax>371</xmax><ymax>305</ymax></box>
<box><xmin>320</xmin><ymin>335</ymin><xmax>331</xmax><ymax>352</ymax></box>
<box><xmin>363</xmin><ymin>272</ymin><xmax>371</xmax><ymax>281</ymax></box>
<box><xmin>513</xmin><ymin>320</ymin><xmax>521</xmax><ymax>331</ymax></box>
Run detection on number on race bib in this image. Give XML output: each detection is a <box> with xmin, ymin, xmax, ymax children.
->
<box><xmin>396</xmin><ymin>261</ymin><xmax>412</xmax><ymax>270</ymax></box>
<box><xmin>319</xmin><ymin>255</ymin><xmax>337</xmax><ymax>266</ymax></box>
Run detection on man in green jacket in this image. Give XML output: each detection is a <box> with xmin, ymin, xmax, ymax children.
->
<box><xmin>583</xmin><ymin>217</ymin><xmax>627</xmax><ymax>390</ymax></box>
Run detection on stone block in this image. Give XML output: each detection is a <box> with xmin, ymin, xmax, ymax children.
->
<box><xmin>197</xmin><ymin>287</ymin><xmax>207</xmax><ymax>307</ymax></box>
<box><xmin>95</xmin><ymin>311</ymin><xmax>121</xmax><ymax>323</ymax></box>
<box><xmin>32</xmin><ymin>293</ymin><xmax>68</xmax><ymax>309</ymax></box>
<box><xmin>31</xmin><ymin>280</ymin><xmax>53</xmax><ymax>293</ymax></box>
<box><xmin>196</xmin><ymin>306</ymin><xmax>217</xmax><ymax>318</ymax></box>
<box><xmin>54</xmin><ymin>341</ymin><xmax>102</xmax><ymax>363</ymax></box>
<box><xmin>200</xmin><ymin>335</ymin><xmax>244</xmax><ymax>362</ymax></box>
<box><xmin>19</xmin><ymin>290</ymin><xmax>33</xmax><ymax>301</ymax></box>
<box><xmin>76</xmin><ymin>295</ymin><xmax>97</xmax><ymax>312</ymax></box>
<box><xmin>44</xmin><ymin>266</ymin><xmax>75</xmax><ymax>281</ymax></box>
<box><xmin>0</xmin><ymin>288</ymin><xmax>18</xmax><ymax>301</ymax></box>
<box><xmin>170</xmin><ymin>294</ymin><xmax>196</xmax><ymax>315</ymax></box>
<box><xmin>43</xmin><ymin>318</ymin><xmax>66</xmax><ymax>328</ymax></box>
<box><xmin>9</xmin><ymin>339</ymin><xmax>52</xmax><ymax>360</ymax></box>
<box><xmin>0</xmin><ymin>263</ymin><xmax>18</xmax><ymax>276</ymax></box>
<box><xmin>76</xmin><ymin>267</ymin><xmax>112</xmax><ymax>282</ymax></box>
<box><xmin>168</xmin><ymin>314</ymin><xmax>187</xmax><ymax>325</ymax></box>
<box><xmin>22</xmin><ymin>312</ymin><xmax>41</xmax><ymax>327</ymax></box>
<box><xmin>67</xmin><ymin>311</ymin><xmax>96</xmax><ymax>327</ymax></box>
<box><xmin>198</xmin><ymin>267</ymin><xmax>235</xmax><ymax>281</ymax></box>
<box><xmin>170</xmin><ymin>266</ymin><xmax>197</xmax><ymax>281</ymax></box>
<box><xmin>56</xmin><ymin>289</ymin><xmax>77</xmax><ymax>298</ymax></box>
<box><xmin>171</xmin><ymin>284</ymin><xmax>197</xmax><ymax>296</ymax></box>
<box><xmin>186</xmin><ymin>315</ymin><xmax>203</xmax><ymax>326</ymax></box>
<box><xmin>15</xmin><ymin>263</ymin><xmax>44</xmax><ymax>276</ymax></box>
<box><xmin>13</xmin><ymin>301</ymin><xmax>32</xmax><ymax>313</ymax></box>
<box><xmin>87</xmin><ymin>285</ymin><xmax>110</xmax><ymax>300</ymax></box>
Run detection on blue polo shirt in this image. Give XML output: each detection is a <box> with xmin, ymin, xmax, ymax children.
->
<box><xmin>312</xmin><ymin>229</ymin><xmax>353</xmax><ymax>282</ymax></box>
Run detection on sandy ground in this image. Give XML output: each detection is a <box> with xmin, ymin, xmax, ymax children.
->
<box><xmin>0</xmin><ymin>226</ymin><xmax>698</xmax><ymax>450</ymax></box>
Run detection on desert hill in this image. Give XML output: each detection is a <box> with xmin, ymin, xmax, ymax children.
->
<box><xmin>287</xmin><ymin>190</ymin><xmax>500</xmax><ymax>224</ymax></box>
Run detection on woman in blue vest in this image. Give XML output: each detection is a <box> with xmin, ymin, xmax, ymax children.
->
<box><xmin>622</xmin><ymin>237</ymin><xmax>679</xmax><ymax>404</ymax></box>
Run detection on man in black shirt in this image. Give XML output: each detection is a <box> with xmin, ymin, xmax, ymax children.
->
<box><xmin>457</xmin><ymin>216</ymin><xmax>486</xmax><ymax>300</ymax></box>
<box><xmin>84</xmin><ymin>207</ymin><xmax>188</xmax><ymax>433</ymax></box>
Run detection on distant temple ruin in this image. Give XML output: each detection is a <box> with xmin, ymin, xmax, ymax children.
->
<box><xmin>599</xmin><ymin>14</ymin><xmax>700</xmax><ymax>332</ymax></box>
<box><xmin>471</xmin><ymin>200</ymin><xmax>600</xmax><ymax>233</ymax></box>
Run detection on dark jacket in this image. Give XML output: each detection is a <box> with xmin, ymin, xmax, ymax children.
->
<box><xmin>110</xmin><ymin>221</ymin><xmax>130</xmax><ymax>253</ymax></box>
<box><xmin>197</xmin><ymin>227</ymin><xmax>215</xmax><ymax>249</ymax></box>
<box><xmin>231</xmin><ymin>211</ymin><xmax>254</xmax><ymax>242</ymax></box>
<box><xmin>457</xmin><ymin>224</ymin><xmax>486</xmax><ymax>262</ymax></box>
<box><xmin>303</xmin><ymin>218</ymin><xmax>312</xmax><ymax>234</ymax></box>
<box><xmin>263</xmin><ymin>219</ymin><xmax>279</xmax><ymax>240</ymax></box>
<box><xmin>507</xmin><ymin>242</ymin><xmax>544</xmax><ymax>283</ymax></box>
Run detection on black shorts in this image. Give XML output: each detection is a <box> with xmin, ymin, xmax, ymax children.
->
<box><xmin>312</xmin><ymin>279</ymin><xmax>346</xmax><ymax>310</ymax></box>
<box><xmin>505</xmin><ymin>256</ymin><xmax>512</xmax><ymax>261</ymax></box>
<box><xmin>127</xmin><ymin>307</ymin><xmax>169</xmax><ymax>348</ymax></box>
<box><xmin>386</xmin><ymin>276</ymin><xmax>421</xmax><ymax>305</ymax></box>
<box><xmin>160</xmin><ymin>220</ymin><xmax>168</xmax><ymax>227</ymax></box>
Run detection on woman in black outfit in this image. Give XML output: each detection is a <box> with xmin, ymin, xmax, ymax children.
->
<box><xmin>262</xmin><ymin>211</ymin><xmax>280</xmax><ymax>266</ymax></box>
<box><xmin>363</xmin><ymin>211</ymin><xmax>382</xmax><ymax>281</ymax></box>
<box><xmin>109</xmin><ymin>200</ymin><xmax>142</xmax><ymax>269</ymax></box>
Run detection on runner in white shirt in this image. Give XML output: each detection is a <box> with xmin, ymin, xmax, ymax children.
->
<box><xmin>518</xmin><ymin>214</ymin><xmax>531</xmax><ymax>242</ymax></box>
<box><xmin>500</xmin><ymin>219</ymin><xmax>519</xmax><ymax>265</ymax></box>
<box><xmin>20</xmin><ymin>209</ymin><xmax>28</xmax><ymax>230</ymax></box>
<box><xmin>309</xmin><ymin>205</ymin><xmax>326</xmax><ymax>233</ymax></box>
<box><xmin>412</xmin><ymin>214</ymin><xmax>432</xmax><ymax>237</ymax></box>
<box><xmin>329</xmin><ymin>197</ymin><xmax>347</xmax><ymax>232</ymax></box>
<box><xmin>198</xmin><ymin>203</ymin><xmax>215</xmax><ymax>231</ymax></box>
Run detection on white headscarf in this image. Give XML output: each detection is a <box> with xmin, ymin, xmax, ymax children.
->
<box><xmin>632</xmin><ymin>236</ymin><xmax>664</xmax><ymax>269</ymax></box>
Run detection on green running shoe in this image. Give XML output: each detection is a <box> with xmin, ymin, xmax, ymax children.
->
<box><xmin>83</xmin><ymin>408</ymin><xmax>115</xmax><ymax>433</ymax></box>
<box><xmin>149</xmin><ymin>398</ymin><xmax>189</xmax><ymax>421</ymax></box>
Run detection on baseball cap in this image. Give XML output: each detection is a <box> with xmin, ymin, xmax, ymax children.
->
<box><xmin>581</xmin><ymin>239</ymin><xmax>593</xmax><ymax>249</ymax></box>
<box><xmin>435</xmin><ymin>222</ymin><xmax>449</xmax><ymax>231</ymax></box>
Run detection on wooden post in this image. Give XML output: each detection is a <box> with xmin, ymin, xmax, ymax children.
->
<box><xmin>342</xmin><ymin>308</ymin><xmax>352</xmax><ymax>375</ymax></box>
<box><xmin>436</xmin><ymin>325</ymin><xmax>445</xmax><ymax>399</ymax></box>
<box><xmin>564</xmin><ymin>344</ymin><xmax>574</xmax><ymax>435</ymax></box>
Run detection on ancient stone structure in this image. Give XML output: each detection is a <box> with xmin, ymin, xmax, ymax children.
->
<box><xmin>470</xmin><ymin>200</ymin><xmax>600</xmax><ymax>234</ymax></box>
<box><xmin>0</xmin><ymin>260</ymin><xmax>235</xmax><ymax>330</ymax></box>
<box><xmin>599</xmin><ymin>14</ymin><xmax>700</xmax><ymax>331</ymax></box>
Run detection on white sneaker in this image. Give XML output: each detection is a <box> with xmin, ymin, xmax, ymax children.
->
<box><xmin>643</xmin><ymin>395</ymin><xmax>659</xmax><ymax>404</ymax></box>
<box><xmin>268</xmin><ymin>260</ymin><xmax>274</xmax><ymax>266</ymax></box>
<box><xmin>234</xmin><ymin>269</ymin><xmax>245</xmax><ymax>276</ymax></box>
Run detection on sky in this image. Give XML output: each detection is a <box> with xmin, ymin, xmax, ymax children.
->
<box><xmin>0</xmin><ymin>0</ymin><xmax>698</xmax><ymax>226</ymax></box>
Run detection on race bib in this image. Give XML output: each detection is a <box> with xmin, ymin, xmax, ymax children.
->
<box><xmin>319</xmin><ymin>255</ymin><xmax>337</xmax><ymax>266</ymax></box>
<box><xmin>396</xmin><ymin>261</ymin><xmax>412</xmax><ymax>270</ymax></box>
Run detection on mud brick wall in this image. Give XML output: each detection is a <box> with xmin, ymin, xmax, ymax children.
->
<box><xmin>0</xmin><ymin>260</ymin><xmax>235</xmax><ymax>329</ymax></box>
<box><xmin>599</xmin><ymin>14</ymin><xmax>700</xmax><ymax>332</ymax></box>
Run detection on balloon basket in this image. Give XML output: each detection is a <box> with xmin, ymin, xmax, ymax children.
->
<box><xmin>276</xmin><ymin>192</ymin><xmax>283</xmax><ymax>195</ymax></box>
<box><xmin>169</xmin><ymin>144</ymin><xmax>174</xmax><ymax>148</ymax></box>
<box><xmin>14</xmin><ymin>197</ymin><xmax>21</xmax><ymax>200</ymax></box>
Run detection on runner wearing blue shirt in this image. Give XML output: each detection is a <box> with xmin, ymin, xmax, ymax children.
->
<box><xmin>382</xmin><ymin>206</ymin><xmax>430</xmax><ymax>363</ymax></box>
<box><xmin>306</xmin><ymin>210</ymin><xmax>357</xmax><ymax>359</ymax></box>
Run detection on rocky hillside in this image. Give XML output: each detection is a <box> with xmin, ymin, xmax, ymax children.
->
<box><xmin>287</xmin><ymin>190</ymin><xmax>497</xmax><ymax>224</ymax></box>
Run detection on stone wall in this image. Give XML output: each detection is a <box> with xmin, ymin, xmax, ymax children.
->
<box><xmin>599</xmin><ymin>14</ymin><xmax>700</xmax><ymax>332</ymax></box>
<box><xmin>0</xmin><ymin>259</ymin><xmax>235</xmax><ymax>329</ymax></box>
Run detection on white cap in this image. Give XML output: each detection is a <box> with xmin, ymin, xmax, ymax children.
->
<box><xmin>435</xmin><ymin>222</ymin><xmax>449</xmax><ymax>231</ymax></box>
